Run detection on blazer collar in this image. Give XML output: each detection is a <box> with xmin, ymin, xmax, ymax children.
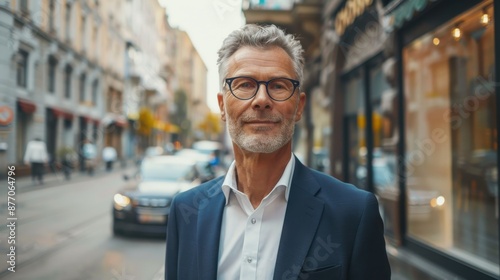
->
<box><xmin>273</xmin><ymin>158</ymin><xmax>325</xmax><ymax>280</ymax></box>
<box><xmin>196</xmin><ymin>178</ymin><xmax>226</xmax><ymax>280</ymax></box>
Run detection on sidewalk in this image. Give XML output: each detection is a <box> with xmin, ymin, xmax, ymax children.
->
<box><xmin>13</xmin><ymin>160</ymin><xmax>137</xmax><ymax>193</ymax></box>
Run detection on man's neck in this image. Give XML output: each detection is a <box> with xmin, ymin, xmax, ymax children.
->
<box><xmin>233</xmin><ymin>146</ymin><xmax>292</xmax><ymax>209</ymax></box>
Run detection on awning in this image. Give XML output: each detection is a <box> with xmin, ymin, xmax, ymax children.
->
<box><xmin>82</xmin><ymin>115</ymin><xmax>100</xmax><ymax>125</ymax></box>
<box><xmin>51</xmin><ymin>108</ymin><xmax>73</xmax><ymax>119</ymax></box>
<box><xmin>385</xmin><ymin>0</ymin><xmax>436</xmax><ymax>31</ymax></box>
<box><xmin>113</xmin><ymin>119</ymin><xmax>128</xmax><ymax>128</ymax></box>
<box><xmin>17</xmin><ymin>98</ymin><xmax>36</xmax><ymax>114</ymax></box>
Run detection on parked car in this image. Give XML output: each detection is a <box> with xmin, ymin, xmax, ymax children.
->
<box><xmin>112</xmin><ymin>155</ymin><xmax>205</xmax><ymax>236</ymax></box>
<box><xmin>175</xmin><ymin>148</ymin><xmax>221</xmax><ymax>179</ymax></box>
<box><xmin>192</xmin><ymin>140</ymin><xmax>225</xmax><ymax>156</ymax></box>
<box><xmin>458</xmin><ymin>149</ymin><xmax>498</xmax><ymax>198</ymax></box>
<box><xmin>144</xmin><ymin>146</ymin><xmax>165</xmax><ymax>158</ymax></box>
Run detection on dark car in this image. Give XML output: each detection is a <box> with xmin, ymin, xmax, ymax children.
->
<box><xmin>458</xmin><ymin>149</ymin><xmax>498</xmax><ymax>198</ymax></box>
<box><xmin>112</xmin><ymin>155</ymin><xmax>204</xmax><ymax>236</ymax></box>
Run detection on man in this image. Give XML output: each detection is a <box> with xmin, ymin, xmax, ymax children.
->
<box><xmin>24</xmin><ymin>137</ymin><xmax>49</xmax><ymax>185</ymax></box>
<box><xmin>102</xmin><ymin>146</ymin><xmax>117</xmax><ymax>172</ymax></box>
<box><xmin>166</xmin><ymin>24</ymin><xmax>390</xmax><ymax>280</ymax></box>
<box><xmin>82</xmin><ymin>139</ymin><xmax>97</xmax><ymax>175</ymax></box>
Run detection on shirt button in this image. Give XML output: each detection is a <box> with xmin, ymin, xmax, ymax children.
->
<box><xmin>251</xmin><ymin>218</ymin><xmax>256</xmax><ymax>224</ymax></box>
<box><xmin>247</xmin><ymin>257</ymin><xmax>253</xmax><ymax>263</ymax></box>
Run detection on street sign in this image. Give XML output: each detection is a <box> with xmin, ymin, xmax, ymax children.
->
<box><xmin>0</xmin><ymin>105</ymin><xmax>14</xmax><ymax>127</ymax></box>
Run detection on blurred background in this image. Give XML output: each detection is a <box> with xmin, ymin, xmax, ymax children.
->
<box><xmin>0</xmin><ymin>0</ymin><xmax>498</xmax><ymax>279</ymax></box>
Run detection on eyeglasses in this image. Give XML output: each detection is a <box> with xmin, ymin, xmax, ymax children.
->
<box><xmin>225</xmin><ymin>76</ymin><xmax>300</xmax><ymax>101</ymax></box>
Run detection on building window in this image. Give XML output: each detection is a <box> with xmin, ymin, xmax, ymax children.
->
<box><xmin>47</xmin><ymin>56</ymin><xmax>57</xmax><ymax>93</ymax></box>
<box><xmin>64</xmin><ymin>65</ymin><xmax>73</xmax><ymax>99</ymax></box>
<box><xmin>91</xmin><ymin>79</ymin><xmax>98</xmax><ymax>106</ymax></box>
<box><xmin>81</xmin><ymin>15</ymin><xmax>86</xmax><ymax>51</ymax></box>
<box><xmin>79</xmin><ymin>73</ymin><xmax>86</xmax><ymax>102</ymax></box>
<box><xmin>20</xmin><ymin>0</ymin><xmax>28</xmax><ymax>14</ymax></box>
<box><xmin>16</xmin><ymin>50</ymin><xmax>28</xmax><ymax>88</ymax></box>
<box><xmin>403</xmin><ymin>2</ymin><xmax>498</xmax><ymax>276</ymax></box>
<box><xmin>49</xmin><ymin>0</ymin><xmax>55</xmax><ymax>32</ymax></box>
<box><xmin>65</xmin><ymin>3</ymin><xmax>72</xmax><ymax>41</ymax></box>
<box><xmin>92</xmin><ymin>26</ymin><xmax>98</xmax><ymax>58</ymax></box>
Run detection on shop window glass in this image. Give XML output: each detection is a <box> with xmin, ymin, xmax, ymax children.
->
<box><xmin>403</xmin><ymin>2</ymin><xmax>498</xmax><ymax>275</ymax></box>
<box><xmin>370</xmin><ymin>64</ymin><xmax>399</xmax><ymax>240</ymax></box>
<box><xmin>343</xmin><ymin>70</ymin><xmax>366</xmax><ymax>189</ymax></box>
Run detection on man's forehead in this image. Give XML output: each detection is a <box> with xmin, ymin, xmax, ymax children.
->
<box><xmin>227</xmin><ymin>46</ymin><xmax>294</xmax><ymax>71</ymax></box>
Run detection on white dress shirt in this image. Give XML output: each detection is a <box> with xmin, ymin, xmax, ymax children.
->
<box><xmin>217</xmin><ymin>155</ymin><xmax>295</xmax><ymax>280</ymax></box>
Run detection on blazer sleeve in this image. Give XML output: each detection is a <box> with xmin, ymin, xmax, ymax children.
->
<box><xmin>348</xmin><ymin>193</ymin><xmax>391</xmax><ymax>279</ymax></box>
<box><xmin>165</xmin><ymin>197</ymin><xmax>180</xmax><ymax>280</ymax></box>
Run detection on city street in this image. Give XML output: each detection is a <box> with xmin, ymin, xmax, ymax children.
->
<box><xmin>0</xmin><ymin>169</ymin><xmax>166</xmax><ymax>280</ymax></box>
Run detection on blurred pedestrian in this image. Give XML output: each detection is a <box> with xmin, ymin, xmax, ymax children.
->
<box><xmin>82</xmin><ymin>139</ymin><xmax>97</xmax><ymax>175</ymax></box>
<box><xmin>102</xmin><ymin>146</ymin><xmax>117</xmax><ymax>172</ymax></box>
<box><xmin>24</xmin><ymin>137</ymin><xmax>49</xmax><ymax>185</ymax></box>
<box><xmin>58</xmin><ymin>147</ymin><xmax>76</xmax><ymax>180</ymax></box>
<box><xmin>166</xmin><ymin>24</ymin><xmax>390</xmax><ymax>280</ymax></box>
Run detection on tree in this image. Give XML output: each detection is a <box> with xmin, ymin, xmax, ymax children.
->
<box><xmin>170</xmin><ymin>89</ymin><xmax>191</xmax><ymax>145</ymax></box>
<box><xmin>198</xmin><ymin>112</ymin><xmax>222</xmax><ymax>139</ymax></box>
<box><xmin>137</xmin><ymin>107</ymin><xmax>154</xmax><ymax>150</ymax></box>
<box><xmin>137</xmin><ymin>107</ymin><xmax>154</xmax><ymax>136</ymax></box>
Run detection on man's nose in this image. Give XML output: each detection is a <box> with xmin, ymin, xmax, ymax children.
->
<box><xmin>251</xmin><ymin>83</ymin><xmax>272</xmax><ymax>109</ymax></box>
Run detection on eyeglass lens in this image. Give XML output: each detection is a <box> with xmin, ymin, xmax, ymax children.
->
<box><xmin>230</xmin><ymin>77</ymin><xmax>295</xmax><ymax>100</ymax></box>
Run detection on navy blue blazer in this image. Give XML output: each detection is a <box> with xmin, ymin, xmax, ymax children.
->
<box><xmin>166</xmin><ymin>158</ymin><xmax>391</xmax><ymax>280</ymax></box>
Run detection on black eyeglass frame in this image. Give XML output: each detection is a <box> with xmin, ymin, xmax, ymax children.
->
<box><xmin>224</xmin><ymin>76</ymin><xmax>300</xmax><ymax>101</ymax></box>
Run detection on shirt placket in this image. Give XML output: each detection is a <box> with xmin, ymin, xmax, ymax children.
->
<box><xmin>239</xmin><ymin>197</ymin><xmax>265</xmax><ymax>280</ymax></box>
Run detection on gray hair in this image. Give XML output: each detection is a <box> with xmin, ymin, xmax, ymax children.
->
<box><xmin>217</xmin><ymin>24</ymin><xmax>304</xmax><ymax>91</ymax></box>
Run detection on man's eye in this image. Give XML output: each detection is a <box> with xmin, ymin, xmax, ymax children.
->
<box><xmin>270</xmin><ymin>81</ymin><xmax>289</xmax><ymax>90</ymax></box>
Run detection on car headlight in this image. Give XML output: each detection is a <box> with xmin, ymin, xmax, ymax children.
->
<box><xmin>114</xmin><ymin>194</ymin><xmax>131</xmax><ymax>210</ymax></box>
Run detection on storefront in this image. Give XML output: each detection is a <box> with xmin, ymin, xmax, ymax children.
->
<box><xmin>389</xmin><ymin>0</ymin><xmax>499</xmax><ymax>278</ymax></box>
<box><xmin>328</xmin><ymin>0</ymin><xmax>499</xmax><ymax>278</ymax></box>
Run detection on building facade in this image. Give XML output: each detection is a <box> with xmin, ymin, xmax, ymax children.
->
<box><xmin>0</xmin><ymin>0</ymin><xmax>175</xmax><ymax>174</ymax></box>
<box><xmin>121</xmin><ymin>0</ymin><xmax>173</xmax><ymax>156</ymax></box>
<box><xmin>0</xmin><ymin>0</ymin><xmax>110</xmax><ymax>174</ymax></box>
<box><xmin>323</xmin><ymin>0</ymin><xmax>499</xmax><ymax>278</ymax></box>
<box><xmin>172</xmin><ymin>28</ymin><xmax>209</xmax><ymax>147</ymax></box>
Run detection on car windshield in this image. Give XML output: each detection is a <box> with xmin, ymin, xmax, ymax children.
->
<box><xmin>141</xmin><ymin>161</ymin><xmax>192</xmax><ymax>181</ymax></box>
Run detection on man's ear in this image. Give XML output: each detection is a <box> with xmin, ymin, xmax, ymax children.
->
<box><xmin>217</xmin><ymin>93</ymin><xmax>226</xmax><ymax>121</ymax></box>
<box><xmin>295</xmin><ymin>92</ymin><xmax>306</xmax><ymax>122</ymax></box>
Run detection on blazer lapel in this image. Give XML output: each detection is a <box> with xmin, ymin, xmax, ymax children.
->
<box><xmin>196</xmin><ymin>179</ymin><xmax>226</xmax><ymax>280</ymax></box>
<box><xmin>273</xmin><ymin>159</ymin><xmax>324</xmax><ymax>280</ymax></box>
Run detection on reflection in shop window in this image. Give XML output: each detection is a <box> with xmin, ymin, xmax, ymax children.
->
<box><xmin>369</xmin><ymin>63</ymin><xmax>399</xmax><ymax>240</ymax></box>
<box><xmin>403</xmin><ymin>2</ymin><xmax>498</xmax><ymax>276</ymax></box>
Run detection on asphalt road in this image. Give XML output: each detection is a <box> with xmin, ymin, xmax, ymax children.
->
<box><xmin>0</xmin><ymin>169</ymin><xmax>166</xmax><ymax>280</ymax></box>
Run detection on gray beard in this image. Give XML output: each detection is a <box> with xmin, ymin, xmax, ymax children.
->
<box><xmin>227</xmin><ymin>114</ymin><xmax>295</xmax><ymax>153</ymax></box>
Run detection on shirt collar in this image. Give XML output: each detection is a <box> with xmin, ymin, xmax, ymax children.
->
<box><xmin>221</xmin><ymin>154</ymin><xmax>295</xmax><ymax>205</ymax></box>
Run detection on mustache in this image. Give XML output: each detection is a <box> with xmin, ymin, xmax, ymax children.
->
<box><xmin>240</xmin><ymin>113</ymin><xmax>282</xmax><ymax>123</ymax></box>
